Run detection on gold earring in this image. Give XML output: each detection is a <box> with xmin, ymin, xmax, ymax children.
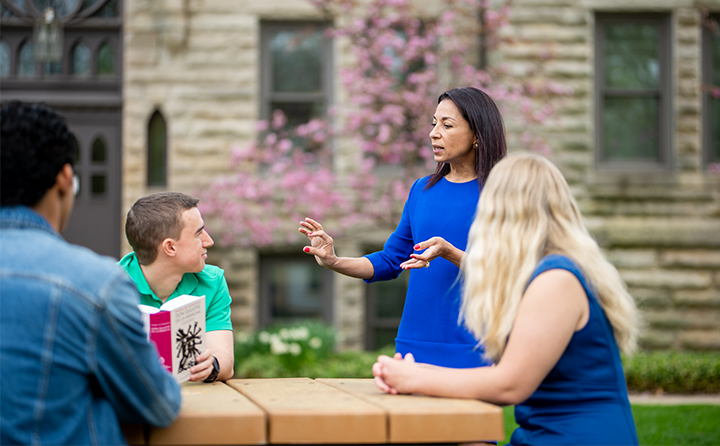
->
<box><xmin>473</xmin><ymin>141</ymin><xmax>478</xmax><ymax>149</ymax></box>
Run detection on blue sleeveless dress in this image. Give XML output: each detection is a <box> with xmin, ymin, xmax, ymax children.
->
<box><xmin>509</xmin><ymin>255</ymin><xmax>639</xmax><ymax>446</ymax></box>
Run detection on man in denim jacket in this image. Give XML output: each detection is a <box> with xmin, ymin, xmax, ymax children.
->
<box><xmin>0</xmin><ymin>102</ymin><xmax>182</xmax><ymax>445</ymax></box>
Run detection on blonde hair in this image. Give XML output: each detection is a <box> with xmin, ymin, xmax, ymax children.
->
<box><xmin>461</xmin><ymin>153</ymin><xmax>639</xmax><ymax>363</ymax></box>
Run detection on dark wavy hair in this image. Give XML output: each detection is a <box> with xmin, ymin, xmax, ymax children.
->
<box><xmin>1</xmin><ymin>101</ymin><xmax>75</xmax><ymax>206</ymax></box>
<box><xmin>126</xmin><ymin>192</ymin><xmax>200</xmax><ymax>265</ymax></box>
<box><xmin>426</xmin><ymin>87</ymin><xmax>507</xmax><ymax>189</ymax></box>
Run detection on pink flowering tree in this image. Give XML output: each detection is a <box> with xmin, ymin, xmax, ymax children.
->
<box><xmin>199</xmin><ymin>0</ymin><xmax>572</xmax><ymax>248</ymax></box>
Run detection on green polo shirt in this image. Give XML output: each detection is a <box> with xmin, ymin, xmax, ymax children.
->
<box><xmin>119</xmin><ymin>252</ymin><xmax>233</xmax><ymax>332</ymax></box>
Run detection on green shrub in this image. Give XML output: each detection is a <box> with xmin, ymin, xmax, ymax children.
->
<box><xmin>623</xmin><ymin>351</ymin><xmax>720</xmax><ymax>394</ymax></box>
<box><xmin>234</xmin><ymin>320</ymin><xmax>337</xmax><ymax>374</ymax></box>
<box><xmin>235</xmin><ymin>323</ymin><xmax>720</xmax><ymax>394</ymax></box>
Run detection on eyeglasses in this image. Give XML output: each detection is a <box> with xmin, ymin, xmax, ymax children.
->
<box><xmin>73</xmin><ymin>174</ymin><xmax>80</xmax><ymax>196</ymax></box>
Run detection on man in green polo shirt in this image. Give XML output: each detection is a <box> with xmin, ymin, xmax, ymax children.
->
<box><xmin>119</xmin><ymin>192</ymin><xmax>233</xmax><ymax>382</ymax></box>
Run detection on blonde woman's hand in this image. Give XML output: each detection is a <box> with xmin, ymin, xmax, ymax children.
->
<box><xmin>400</xmin><ymin>237</ymin><xmax>451</xmax><ymax>270</ymax></box>
<box><xmin>372</xmin><ymin>352</ymin><xmax>416</xmax><ymax>394</ymax></box>
<box><xmin>299</xmin><ymin>217</ymin><xmax>339</xmax><ymax>268</ymax></box>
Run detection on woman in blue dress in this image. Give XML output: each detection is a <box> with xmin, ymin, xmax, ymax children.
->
<box><xmin>299</xmin><ymin>87</ymin><xmax>507</xmax><ymax>368</ymax></box>
<box><xmin>373</xmin><ymin>153</ymin><xmax>640</xmax><ymax>446</ymax></box>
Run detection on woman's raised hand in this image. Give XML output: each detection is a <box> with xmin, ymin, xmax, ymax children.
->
<box><xmin>299</xmin><ymin>217</ymin><xmax>339</xmax><ymax>268</ymax></box>
<box><xmin>400</xmin><ymin>236</ymin><xmax>450</xmax><ymax>270</ymax></box>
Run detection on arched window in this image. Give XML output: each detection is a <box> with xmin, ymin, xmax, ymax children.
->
<box><xmin>147</xmin><ymin>110</ymin><xmax>167</xmax><ymax>187</ymax></box>
<box><xmin>0</xmin><ymin>40</ymin><xmax>10</xmax><ymax>77</ymax></box>
<box><xmin>18</xmin><ymin>40</ymin><xmax>34</xmax><ymax>77</ymax></box>
<box><xmin>97</xmin><ymin>42</ymin><xmax>114</xmax><ymax>75</ymax></box>
<box><xmin>72</xmin><ymin>42</ymin><xmax>91</xmax><ymax>76</ymax></box>
<box><xmin>92</xmin><ymin>136</ymin><xmax>107</xmax><ymax>163</ymax></box>
<box><xmin>90</xmin><ymin>136</ymin><xmax>107</xmax><ymax>197</ymax></box>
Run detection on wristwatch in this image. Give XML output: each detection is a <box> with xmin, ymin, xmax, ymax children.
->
<box><xmin>203</xmin><ymin>356</ymin><xmax>220</xmax><ymax>383</ymax></box>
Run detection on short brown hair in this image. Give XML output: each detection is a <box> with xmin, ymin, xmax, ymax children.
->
<box><xmin>126</xmin><ymin>192</ymin><xmax>200</xmax><ymax>265</ymax></box>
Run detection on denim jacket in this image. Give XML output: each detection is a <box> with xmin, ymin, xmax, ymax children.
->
<box><xmin>0</xmin><ymin>206</ymin><xmax>182</xmax><ymax>445</ymax></box>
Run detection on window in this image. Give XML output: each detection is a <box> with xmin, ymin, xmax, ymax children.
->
<box><xmin>72</xmin><ymin>41</ymin><xmax>91</xmax><ymax>76</ymax></box>
<box><xmin>704</xmin><ymin>13</ymin><xmax>720</xmax><ymax>166</ymax></box>
<box><xmin>0</xmin><ymin>40</ymin><xmax>9</xmax><ymax>76</ymax></box>
<box><xmin>261</xmin><ymin>22</ymin><xmax>332</xmax><ymax>128</ymax></box>
<box><xmin>97</xmin><ymin>41</ymin><xmax>114</xmax><ymax>75</ymax></box>
<box><xmin>259</xmin><ymin>255</ymin><xmax>333</xmax><ymax>328</ymax></box>
<box><xmin>595</xmin><ymin>14</ymin><xmax>671</xmax><ymax>169</ymax></box>
<box><xmin>147</xmin><ymin>110</ymin><xmax>167</xmax><ymax>187</ymax></box>
<box><xmin>365</xmin><ymin>271</ymin><xmax>408</xmax><ymax>350</ymax></box>
<box><xmin>18</xmin><ymin>39</ymin><xmax>34</xmax><ymax>76</ymax></box>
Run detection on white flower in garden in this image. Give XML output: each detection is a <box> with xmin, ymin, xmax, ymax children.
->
<box><xmin>289</xmin><ymin>343</ymin><xmax>302</xmax><ymax>356</ymax></box>
<box><xmin>292</xmin><ymin>327</ymin><xmax>309</xmax><ymax>340</ymax></box>
<box><xmin>279</xmin><ymin>328</ymin><xmax>290</xmax><ymax>340</ymax></box>
<box><xmin>259</xmin><ymin>331</ymin><xmax>271</xmax><ymax>344</ymax></box>
<box><xmin>270</xmin><ymin>336</ymin><xmax>288</xmax><ymax>355</ymax></box>
<box><xmin>309</xmin><ymin>337</ymin><xmax>322</xmax><ymax>349</ymax></box>
<box><xmin>235</xmin><ymin>331</ymin><xmax>251</xmax><ymax>344</ymax></box>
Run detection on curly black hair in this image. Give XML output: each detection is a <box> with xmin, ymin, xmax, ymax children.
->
<box><xmin>1</xmin><ymin>101</ymin><xmax>75</xmax><ymax>207</ymax></box>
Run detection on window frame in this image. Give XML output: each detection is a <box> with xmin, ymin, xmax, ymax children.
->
<box><xmin>259</xmin><ymin>21</ymin><xmax>333</xmax><ymax>125</ymax></box>
<box><xmin>364</xmin><ymin>271</ymin><xmax>408</xmax><ymax>351</ymax></box>
<box><xmin>594</xmin><ymin>13</ymin><xmax>672</xmax><ymax>171</ymax></box>
<box><xmin>703</xmin><ymin>13</ymin><xmax>720</xmax><ymax>167</ymax></box>
<box><xmin>258</xmin><ymin>253</ymin><xmax>334</xmax><ymax>329</ymax></box>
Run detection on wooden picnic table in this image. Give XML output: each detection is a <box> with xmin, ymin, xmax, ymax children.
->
<box><xmin>123</xmin><ymin>378</ymin><xmax>504</xmax><ymax>445</ymax></box>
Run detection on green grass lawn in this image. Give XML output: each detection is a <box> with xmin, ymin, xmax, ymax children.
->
<box><xmin>498</xmin><ymin>404</ymin><xmax>720</xmax><ymax>445</ymax></box>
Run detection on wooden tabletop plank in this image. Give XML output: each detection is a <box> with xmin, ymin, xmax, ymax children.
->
<box><xmin>227</xmin><ymin>378</ymin><xmax>386</xmax><ymax>444</ymax></box>
<box><xmin>147</xmin><ymin>381</ymin><xmax>266</xmax><ymax>445</ymax></box>
<box><xmin>317</xmin><ymin>379</ymin><xmax>505</xmax><ymax>443</ymax></box>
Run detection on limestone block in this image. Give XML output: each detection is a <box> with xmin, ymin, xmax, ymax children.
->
<box><xmin>606</xmin><ymin>249</ymin><xmax>658</xmax><ymax>269</ymax></box>
<box><xmin>126</xmin><ymin>33</ymin><xmax>159</xmax><ymax>65</ymax></box>
<box><xmin>638</xmin><ymin>329</ymin><xmax>676</xmax><ymax>349</ymax></box>
<box><xmin>544</xmin><ymin>60</ymin><xmax>591</xmax><ymax>78</ymax></box>
<box><xmin>674</xmin><ymin>289</ymin><xmax>720</xmax><ymax>308</ymax></box>
<box><xmin>661</xmin><ymin>250</ymin><xmax>720</xmax><ymax>268</ymax></box>
<box><xmin>630</xmin><ymin>288</ymin><xmax>672</xmax><ymax>308</ymax></box>
<box><xmin>516</xmin><ymin>24</ymin><xmax>588</xmax><ymax>43</ymax></box>
<box><xmin>644</xmin><ymin>309</ymin><xmax>720</xmax><ymax>330</ymax></box>
<box><xmin>509</xmin><ymin>7</ymin><xmax>587</xmax><ymax>25</ymax></box>
<box><xmin>679</xmin><ymin>329</ymin><xmax>720</xmax><ymax>350</ymax></box>
<box><xmin>620</xmin><ymin>269</ymin><xmax>712</xmax><ymax>290</ymax></box>
<box><xmin>595</xmin><ymin>219</ymin><xmax>720</xmax><ymax>248</ymax></box>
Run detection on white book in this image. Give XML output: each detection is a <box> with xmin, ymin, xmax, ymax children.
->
<box><xmin>138</xmin><ymin>294</ymin><xmax>206</xmax><ymax>383</ymax></box>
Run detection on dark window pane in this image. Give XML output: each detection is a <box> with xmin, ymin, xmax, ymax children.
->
<box><xmin>374</xmin><ymin>276</ymin><xmax>407</xmax><ymax>319</ymax></box>
<box><xmin>271</xmin><ymin>28</ymin><xmax>323</xmax><ymax>93</ymax></box>
<box><xmin>373</xmin><ymin>329</ymin><xmax>398</xmax><ymax>350</ymax></box>
<box><xmin>270</xmin><ymin>102</ymin><xmax>322</xmax><ymax>128</ymax></box>
<box><xmin>268</xmin><ymin>260</ymin><xmax>324</xmax><ymax>319</ymax></box>
<box><xmin>712</xmin><ymin>98</ymin><xmax>720</xmax><ymax>161</ymax></box>
<box><xmin>713</xmin><ymin>30</ymin><xmax>720</xmax><ymax>87</ymax></box>
<box><xmin>91</xmin><ymin>174</ymin><xmax>106</xmax><ymax>196</ymax></box>
<box><xmin>603</xmin><ymin>96</ymin><xmax>659</xmax><ymax>160</ymax></box>
<box><xmin>18</xmin><ymin>41</ymin><xmax>35</xmax><ymax>77</ymax></box>
<box><xmin>605</xmin><ymin>23</ymin><xmax>659</xmax><ymax>88</ymax></box>
<box><xmin>33</xmin><ymin>0</ymin><xmax>80</xmax><ymax>17</ymax></box>
<box><xmin>0</xmin><ymin>41</ymin><xmax>10</xmax><ymax>77</ymax></box>
<box><xmin>147</xmin><ymin>111</ymin><xmax>167</xmax><ymax>186</ymax></box>
<box><xmin>43</xmin><ymin>61</ymin><xmax>62</xmax><ymax>75</ymax></box>
<box><xmin>88</xmin><ymin>0</ymin><xmax>119</xmax><ymax>17</ymax></box>
<box><xmin>71</xmin><ymin>133</ymin><xmax>80</xmax><ymax>164</ymax></box>
<box><xmin>97</xmin><ymin>43</ymin><xmax>114</xmax><ymax>75</ymax></box>
<box><xmin>91</xmin><ymin>137</ymin><xmax>106</xmax><ymax>163</ymax></box>
<box><xmin>72</xmin><ymin>43</ymin><xmax>91</xmax><ymax>76</ymax></box>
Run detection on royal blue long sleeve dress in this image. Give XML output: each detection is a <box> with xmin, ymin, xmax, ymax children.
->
<box><xmin>510</xmin><ymin>254</ymin><xmax>639</xmax><ymax>446</ymax></box>
<box><xmin>364</xmin><ymin>176</ymin><xmax>492</xmax><ymax>368</ymax></box>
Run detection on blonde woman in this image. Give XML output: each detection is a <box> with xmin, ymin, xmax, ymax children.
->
<box><xmin>373</xmin><ymin>154</ymin><xmax>640</xmax><ymax>446</ymax></box>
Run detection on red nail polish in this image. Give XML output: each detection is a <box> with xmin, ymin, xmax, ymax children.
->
<box><xmin>308</xmin><ymin>232</ymin><xmax>313</xmax><ymax>235</ymax></box>
<box><xmin>303</xmin><ymin>247</ymin><xmax>310</xmax><ymax>252</ymax></box>
<box><xmin>414</xmin><ymin>245</ymin><xmax>420</xmax><ymax>250</ymax></box>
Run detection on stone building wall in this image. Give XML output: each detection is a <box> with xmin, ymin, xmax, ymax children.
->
<box><xmin>123</xmin><ymin>0</ymin><xmax>720</xmax><ymax>351</ymax></box>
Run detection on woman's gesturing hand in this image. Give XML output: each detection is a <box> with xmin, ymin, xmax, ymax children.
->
<box><xmin>299</xmin><ymin>217</ymin><xmax>339</xmax><ymax>268</ymax></box>
<box><xmin>400</xmin><ymin>236</ymin><xmax>451</xmax><ymax>270</ymax></box>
